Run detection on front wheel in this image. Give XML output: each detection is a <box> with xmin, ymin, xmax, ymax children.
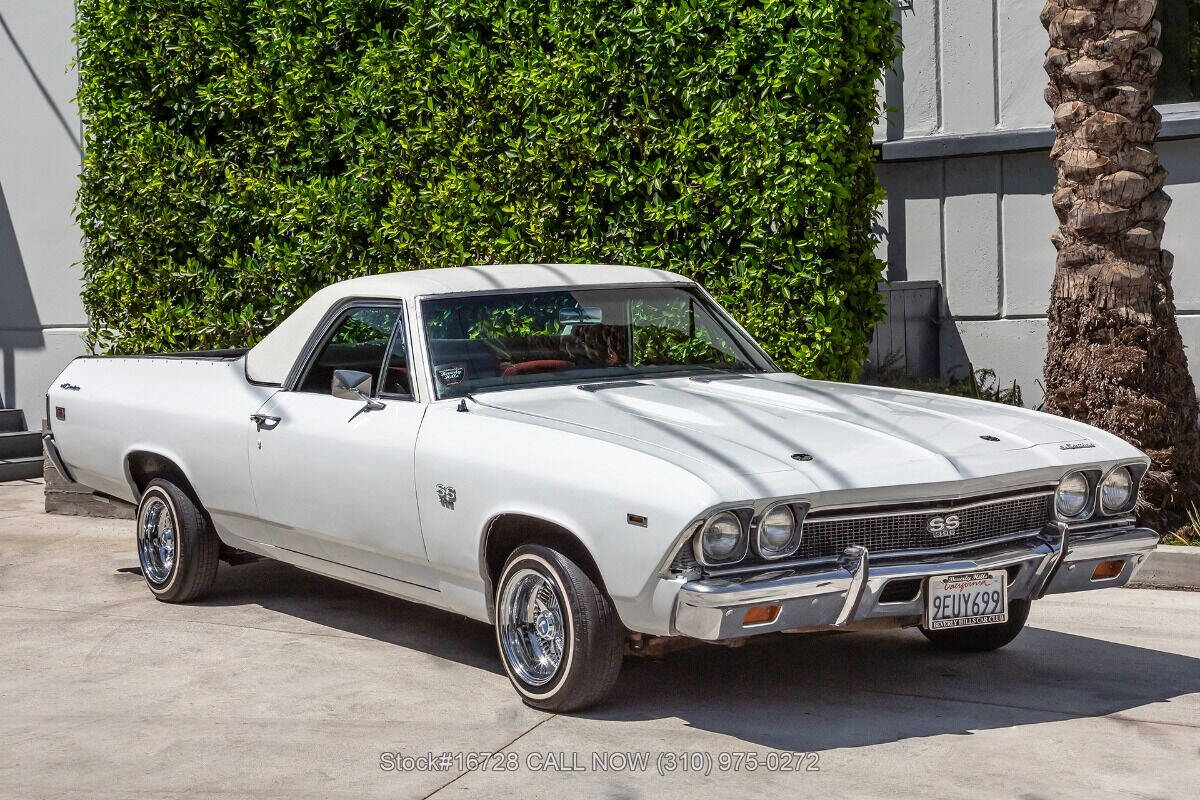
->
<box><xmin>495</xmin><ymin>545</ymin><xmax>624</xmax><ymax>712</ymax></box>
<box><xmin>919</xmin><ymin>598</ymin><xmax>1032</xmax><ymax>652</ymax></box>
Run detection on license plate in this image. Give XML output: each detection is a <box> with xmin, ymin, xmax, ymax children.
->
<box><xmin>925</xmin><ymin>570</ymin><xmax>1008</xmax><ymax>630</ymax></box>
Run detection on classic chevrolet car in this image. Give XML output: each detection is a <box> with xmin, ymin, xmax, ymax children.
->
<box><xmin>45</xmin><ymin>264</ymin><xmax>1157</xmax><ymax>710</ymax></box>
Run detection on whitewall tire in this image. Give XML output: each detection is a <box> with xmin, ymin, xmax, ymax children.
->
<box><xmin>136</xmin><ymin>478</ymin><xmax>219</xmax><ymax>603</ymax></box>
<box><xmin>495</xmin><ymin>544</ymin><xmax>624</xmax><ymax>711</ymax></box>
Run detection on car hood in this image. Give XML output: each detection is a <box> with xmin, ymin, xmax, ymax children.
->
<box><xmin>479</xmin><ymin>373</ymin><xmax>1135</xmax><ymax>497</ymax></box>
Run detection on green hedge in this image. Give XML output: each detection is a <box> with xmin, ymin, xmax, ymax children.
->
<box><xmin>76</xmin><ymin>0</ymin><xmax>898</xmax><ymax>380</ymax></box>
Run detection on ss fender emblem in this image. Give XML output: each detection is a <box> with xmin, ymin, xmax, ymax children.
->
<box><xmin>436</xmin><ymin>484</ymin><xmax>457</xmax><ymax>510</ymax></box>
<box><xmin>927</xmin><ymin>514</ymin><xmax>960</xmax><ymax>537</ymax></box>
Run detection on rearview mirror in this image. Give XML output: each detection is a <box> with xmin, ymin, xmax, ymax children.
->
<box><xmin>332</xmin><ymin>369</ymin><xmax>373</xmax><ymax>401</ymax></box>
<box><xmin>558</xmin><ymin>306</ymin><xmax>603</xmax><ymax>325</ymax></box>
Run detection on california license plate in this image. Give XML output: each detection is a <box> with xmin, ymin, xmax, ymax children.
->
<box><xmin>925</xmin><ymin>571</ymin><xmax>1008</xmax><ymax>630</ymax></box>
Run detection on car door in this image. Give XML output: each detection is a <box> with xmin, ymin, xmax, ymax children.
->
<box><xmin>247</xmin><ymin>301</ymin><xmax>433</xmax><ymax>586</ymax></box>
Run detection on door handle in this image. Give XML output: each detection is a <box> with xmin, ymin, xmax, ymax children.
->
<box><xmin>250</xmin><ymin>413</ymin><xmax>281</xmax><ymax>431</ymax></box>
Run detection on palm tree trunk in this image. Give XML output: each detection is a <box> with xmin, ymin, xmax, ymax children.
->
<box><xmin>1042</xmin><ymin>0</ymin><xmax>1200</xmax><ymax>532</ymax></box>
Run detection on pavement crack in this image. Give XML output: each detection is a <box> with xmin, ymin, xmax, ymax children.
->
<box><xmin>850</xmin><ymin>685</ymin><xmax>1093</xmax><ymax>718</ymax></box>
<box><xmin>848</xmin><ymin>685</ymin><xmax>1200</xmax><ymax>730</ymax></box>
<box><xmin>1105</xmin><ymin>713</ymin><xmax>1200</xmax><ymax>730</ymax></box>
<box><xmin>81</xmin><ymin>617</ymin><xmax>128</xmax><ymax>667</ymax></box>
<box><xmin>421</xmin><ymin>713</ymin><xmax>556</xmax><ymax>799</ymax></box>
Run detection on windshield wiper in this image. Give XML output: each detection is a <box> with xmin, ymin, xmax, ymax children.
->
<box><xmin>577</xmin><ymin>380</ymin><xmax>649</xmax><ymax>392</ymax></box>
<box><xmin>688</xmin><ymin>373</ymin><xmax>755</xmax><ymax>383</ymax></box>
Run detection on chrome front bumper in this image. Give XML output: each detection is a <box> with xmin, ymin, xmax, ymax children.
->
<box><xmin>672</xmin><ymin>524</ymin><xmax>1158</xmax><ymax>641</ymax></box>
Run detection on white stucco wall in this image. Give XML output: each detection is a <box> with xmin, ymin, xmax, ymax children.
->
<box><xmin>0</xmin><ymin>1</ymin><xmax>86</xmax><ymax>425</ymax></box>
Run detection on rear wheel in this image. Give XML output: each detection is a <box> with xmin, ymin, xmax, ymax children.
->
<box><xmin>919</xmin><ymin>598</ymin><xmax>1032</xmax><ymax>652</ymax></box>
<box><xmin>136</xmin><ymin>478</ymin><xmax>219</xmax><ymax>603</ymax></box>
<box><xmin>495</xmin><ymin>544</ymin><xmax>624</xmax><ymax>712</ymax></box>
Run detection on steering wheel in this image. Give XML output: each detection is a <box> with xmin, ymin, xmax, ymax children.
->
<box><xmin>502</xmin><ymin>359</ymin><xmax>574</xmax><ymax>378</ymax></box>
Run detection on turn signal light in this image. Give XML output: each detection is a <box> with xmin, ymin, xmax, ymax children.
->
<box><xmin>743</xmin><ymin>604</ymin><xmax>781</xmax><ymax>626</ymax></box>
<box><xmin>1092</xmin><ymin>560</ymin><xmax>1125</xmax><ymax>580</ymax></box>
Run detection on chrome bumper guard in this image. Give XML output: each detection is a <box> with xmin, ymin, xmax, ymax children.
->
<box><xmin>672</xmin><ymin>523</ymin><xmax>1158</xmax><ymax>641</ymax></box>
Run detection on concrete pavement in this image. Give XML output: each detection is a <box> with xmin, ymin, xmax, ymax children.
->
<box><xmin>1</xmin><ymin>480</ymin><xmax>1198</xmax><ymax>799</ymax></box>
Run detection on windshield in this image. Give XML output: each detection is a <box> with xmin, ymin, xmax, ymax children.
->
<box><xmin>421</xmin><ymin>285</ymin><xmax>773</xmax><ymax>398</ymax></box>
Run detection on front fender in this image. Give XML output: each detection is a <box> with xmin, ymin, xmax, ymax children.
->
<box><xmin>415</xmin><ymin>402</ymin><xmax>722</xmax><ymax>608</ymax></box>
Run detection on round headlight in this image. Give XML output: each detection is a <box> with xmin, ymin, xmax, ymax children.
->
<box><xmin>757</xmin><ymin>505</ymin><xmax>798</xmax><ymax>558</ymax></box>
<box><xmin>696</xmin><ymin>511</ymin><xmax>744</xmax><ymax>563</ymax></box>
<box><xmin>1101</xmin><ymin>467</ymin><xmax>1133</xmax><ymax>513</ymax></box>
<box><xmin>1055</xmin><ymin>471</ymin><xmax>1090</xmax><ymax>518</ymax></box>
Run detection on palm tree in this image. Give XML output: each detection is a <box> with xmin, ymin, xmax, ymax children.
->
<box><xmin>1041</xmin><ymin>0</ymin><xmax>1200</xmax><ymax>533</ymax></box>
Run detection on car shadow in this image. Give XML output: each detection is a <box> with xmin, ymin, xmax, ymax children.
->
<box><xmin>588</xmin><ymin>625</ymin><xmax>1200</xmax><ymax>751</ymax></box>
<box><xmin>193</xmin><ymin>557</ymin><xmax>504</xmax><ymax>676</ymax></box>
<box><xmin>184</xmin><ymin>558</ymin><xmax>1199</xmax><ymax>751</ymax></box>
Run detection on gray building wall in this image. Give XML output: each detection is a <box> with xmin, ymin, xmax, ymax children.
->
<box><xmin>874</xmin><ymin>0</ymin><xmax>1200</xmax><ymax>405</ymax></box>
<box><xmin>0</xmin><ymin>1</ymin><xmax>86</xmax><ymax>425</ymax></box>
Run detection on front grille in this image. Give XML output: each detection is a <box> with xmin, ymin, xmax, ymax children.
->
<box><xmin>669</xmin><ymin>490</ymin><xmax>1053</xmax><ymax>574</ymax></box>
<box><xmin>796</xmin><ymin>491</ymin><xmax>1052</xmax><ymax>561</ymax></box>
<box><xmin>671</xmin><ymin>540</ymin><xmax>700</xmax><ymax>573</ymax></box>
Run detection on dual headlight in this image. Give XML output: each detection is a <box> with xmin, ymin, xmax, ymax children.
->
<box><xmin>1055</xmin><ymin>466</ymin><xmax>1136</xmax><ymax>519</ymax></box>
<box><xmin>694</xmin><ymin>504</ymin><xmax>803</xmax><ymax>566</ymax></box>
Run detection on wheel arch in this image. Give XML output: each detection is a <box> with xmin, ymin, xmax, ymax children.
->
<box><xmin>123</xmin><ymin>449</ymin><xmax>202</xmax><ymax>508</ymax></box>
<box><xmin>480</xmin><ymin>512</ymin><xmax>608</xmax><ymax>623</ymax></box>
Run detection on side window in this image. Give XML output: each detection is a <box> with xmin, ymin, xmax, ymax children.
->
<box><xmin>381</xmin><ymin>314</ymin><xmax>413</xmax><ymax>398</ymax></box>
<box><xmin>298</xmin><ymin>306</ymin><xmax>399</xmax><ymax>395</ymax></box>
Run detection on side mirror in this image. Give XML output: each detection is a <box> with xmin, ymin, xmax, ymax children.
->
<box><xmin>332</xmin><ymin>369</ymin><xmax>373</xmax><ymax>401</ymax></box>
<box><xmin>333</xmin><ymin>370</ymin><xmax>386</xmax><ymax>420</ymax></box>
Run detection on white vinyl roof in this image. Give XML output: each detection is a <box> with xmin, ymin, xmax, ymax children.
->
<box><xmin>245</xmin><ymin>263</ymin><xmax>693</xmax><ymax>385</ymax></box>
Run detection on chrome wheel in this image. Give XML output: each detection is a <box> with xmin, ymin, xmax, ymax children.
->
<box><xmin>138</xmin><ymin>494</ymin><xmax>176</xmax><ymax>585</ymax></box>
<box><xmin>499</xmin><ymin>568</ymin><xmax>566</xmax><ymax>686</ymax></box>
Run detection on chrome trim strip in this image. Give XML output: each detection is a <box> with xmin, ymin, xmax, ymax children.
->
<box><xmin>412</xmin><ymin>280</ymin><xmax>693</xmax><ymax>303</ymax></box>
<box><xmin>866</xmin><ymin>530</ymin><xmax>1045</xmax><ymax>562</ymax></box>
<box><xmin>42</xmin><ymin>432</ymin><xmax>73</xmax><ymax>484</ymax></box>
<box><xmin>1068</xmin><ymin>515</ymin><xmax>1137</xmax><ymax>532</ymax></box>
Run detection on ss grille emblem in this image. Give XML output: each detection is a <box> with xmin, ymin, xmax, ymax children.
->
<box><xmin>926</xmin><ymin>514</ymin><xmax>960</xmax><ymax>537</ymax></box>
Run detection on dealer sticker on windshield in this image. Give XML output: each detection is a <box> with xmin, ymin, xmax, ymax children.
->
<box><xmin>925</xmin><ymin>570</ymin><xmax>1008</xmax><ymax>630</ymax></box>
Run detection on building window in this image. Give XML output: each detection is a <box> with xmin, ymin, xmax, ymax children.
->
<box><xmin>1157</xmin><ymin>0</ymin><xmax>1200</xmax><ymax>104</ymax></box>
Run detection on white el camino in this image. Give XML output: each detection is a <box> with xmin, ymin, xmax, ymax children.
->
<box><xmin>45</xmin><ymin>264</ymin><xmax>1157</xmax><ymax>710</ymax></box>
